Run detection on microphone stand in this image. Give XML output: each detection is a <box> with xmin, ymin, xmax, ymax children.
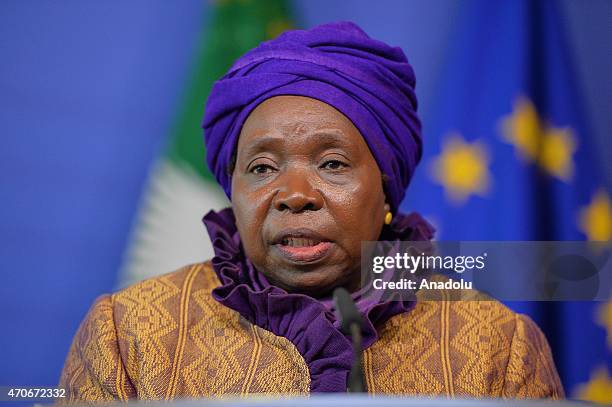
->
<box><xmin>333</xmin><ymin>287</ymin><xmax>367</xmax><ymax>393</ymax></box>
<box><xmin>348</xmin><ymin>322</ymin><xmax>365</xmax><ymax>393</ymax></box>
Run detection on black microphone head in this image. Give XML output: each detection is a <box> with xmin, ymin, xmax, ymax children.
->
<box><xmin>333</xmin><ymin>287</ymin><xmax>362</xmax><ymax>334</ymax></box>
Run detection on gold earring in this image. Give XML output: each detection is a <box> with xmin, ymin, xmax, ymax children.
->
<box><xmin>384</xmin><ymin>211</ymin><xmax>392</xmax><ymax>225</ymax></box>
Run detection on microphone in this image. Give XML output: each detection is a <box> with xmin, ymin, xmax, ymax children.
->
<box><xmin>333</xmin><ymin>287</ymin><xmax>367</xmax><ymax>393</ymax></box>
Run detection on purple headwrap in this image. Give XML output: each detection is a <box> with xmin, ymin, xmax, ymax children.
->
<box><xmin>203</xmin><ymin>21</ymin><xmax>422</xmax><ymax>212</ymax></box>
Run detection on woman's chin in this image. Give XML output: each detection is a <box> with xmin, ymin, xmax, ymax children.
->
<box><xmin>266</xmin><ymin>267</ymin><xmax>358</xmax><ymax>298</ymax></box>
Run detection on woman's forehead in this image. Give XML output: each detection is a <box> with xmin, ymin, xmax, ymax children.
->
<box><xmin>238</xmin><ymin>96</ymin><xmax>365</xmax><ymax>152</ymax></box>
<box><xmin>243</xmin><ymin>96</ymin><xmax>356</xmax><ymax>132</ymax></box>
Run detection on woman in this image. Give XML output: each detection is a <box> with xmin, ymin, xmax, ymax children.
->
<box><xmin>58</xmin><ymin>22</ymin><xmax>564</xmax><ymax>402</ymax></box>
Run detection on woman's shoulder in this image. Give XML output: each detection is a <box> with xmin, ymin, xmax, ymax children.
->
<box><xmin>411</xmin><ymin>273</ymin><xmax>519</xmax><ymax>327</ymax></box>
<box><xmin>59</xmin><ymin>261</ymin><xmax>254</xmax><ymax>401</ymax></box>
<box><xmin>405</xmin><ymin>278</ymin><xmax>541</xmax><ymax>348</ymax></box>
<box><xmin>112</xmin><ymin>261</ymin><xmax>219</xmax><ymax>306</ymax></box>
<box><xmin>75</xmin><ymin>261</ymin><xmax>221</xmax><ymax>335</ymax></box>
<box><xmin>380</xmin><ymin>281</ymin><xmax>523</xmax><ymax>347</ymax></box>
<box><xmin>371</xmin><ymin>280</ymin><xmax>564</xmax><ymax>398</ymax></box>
<box><xmin>103</xmin><ymin>261</ymin><xmax>230</xmax><ymax>334</ymax></box>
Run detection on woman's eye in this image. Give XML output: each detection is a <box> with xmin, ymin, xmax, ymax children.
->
<box><xmin>250</xmin><ymin>164</ymin><xmax>276</xmax><ymax>174</ymax></box>
<box><xmin>320</xmin><ymin>160</ymin><xmax>348</xmax><ymax>170</ymax></box>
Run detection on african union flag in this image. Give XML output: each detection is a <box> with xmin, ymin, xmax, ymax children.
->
<box><xmin>402</xmin><ymin>0</ymin><xmax>611</xmax><ymax>402</ymax></box>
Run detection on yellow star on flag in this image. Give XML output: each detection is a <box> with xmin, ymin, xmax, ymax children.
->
<box><xmin>501</xmin><ymin>96</ymin><xmax>540</xmax><ymax>160</ymax></box>
<box><xmin>596</xmin><ymin>300</ymin><xmax>612</xmax><ymax>349</ymax></box>
<box><xmin>539</xmin><ymin>126</ymin><xmax>577</xmax><ymax>181</ymax></box>
<box><xmin>575</xmin><ymin>366</ymin><xmax>612</xmax><ymax>404</ymax></box>
<box><xmin>578</xmin><ymin>189</ymin><xmax>612</xmax><ymax>241</ymax></box>
<box><xmin>500</xmin><ymin>96</ymin><xmax>577</xmax><ymax>181</ymax></box>
<box><xmin>430</xmin><ymin>133</ymin><xmax>492</xmax><ymax>205</ymax></box>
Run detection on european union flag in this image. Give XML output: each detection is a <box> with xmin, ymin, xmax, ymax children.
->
<box><xmin>402</xmin><ymin>0</ymin><xmax>611</xmax><ymax>402</ymax></box>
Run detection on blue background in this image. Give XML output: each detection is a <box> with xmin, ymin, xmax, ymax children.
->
<box><xmin>0</xmin><ymin>0</ymin><xmax>610</xmax><ymax>391</ymax></box>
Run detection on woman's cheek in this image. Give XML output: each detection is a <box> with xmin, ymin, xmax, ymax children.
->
<box><xmin>335</xmin><ymin>174</ymin><xmax>385</xmax><ymax>241</ymax></box>
<box><xmin>236</xmin><ymin>187</ymin><xmax>276</xmax><ymax>252</ymax></box>
<box><xmin>329</xmin><ymin>179</ymin><xmax>377</xmax><ymax>214</ymax></box>
<box><xmin>324</xmin><ymin>176</ymin><xmax>363</xmax><ymax>204</ymax></box>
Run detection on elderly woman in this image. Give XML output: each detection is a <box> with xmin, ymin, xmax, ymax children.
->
<box><xmin>58</xmin><ymin>22</ymin><xmax>564</xmax><ymax>402</ymax></box>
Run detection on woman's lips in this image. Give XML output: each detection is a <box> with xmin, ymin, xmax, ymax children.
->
<box><xmin>271</xmin><ymin>228</ymin><xmax>334</xmax><ymax>263</ymax></box>
<box><xmin>274</xmin><ymin>241</ymin><xmax>334</xmax><ymax>263</ymax></box>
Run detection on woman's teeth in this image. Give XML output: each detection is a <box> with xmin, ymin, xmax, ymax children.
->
<box><xmin>281</xmin><ymin>237</ymin><xmax>320</xmax><ymax>247</ymax></box>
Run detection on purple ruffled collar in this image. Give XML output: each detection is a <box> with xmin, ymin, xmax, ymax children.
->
<box><xmin>202</xmin><ymin>208</ymin><xmax>434</xmax><ymax>393</ymax></box>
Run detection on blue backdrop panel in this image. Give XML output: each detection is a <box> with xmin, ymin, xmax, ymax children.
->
<box><xmin>0</xmin><ymin>1</ymin><xmax>206</xmax><ymax>385</ymax></box>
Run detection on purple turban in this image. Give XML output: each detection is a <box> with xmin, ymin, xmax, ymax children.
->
<box><xmin>203</xmin><ymin>21</ymin><xmax>422</xmax><ymax>212</ymax></box>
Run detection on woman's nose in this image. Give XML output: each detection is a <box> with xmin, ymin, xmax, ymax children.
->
<box><xmin>273</xmin><ymin>171</ymin><xmax>323</xmax><ymax>213</ymax></box>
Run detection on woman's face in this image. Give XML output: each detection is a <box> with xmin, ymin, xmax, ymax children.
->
<box><xmin>231</xmin><ymin>95</ymin><xmax>389</xmax><ymax>297</ymax></box>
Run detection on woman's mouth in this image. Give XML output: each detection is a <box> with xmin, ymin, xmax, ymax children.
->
<box><xmin>272</xmin><ymin>230</ymin><xmax>334</xmax><ymax>263</ymax></box>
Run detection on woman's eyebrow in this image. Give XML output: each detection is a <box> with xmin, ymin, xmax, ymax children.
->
<box><xmin>240</xmin><ymin>134</ymin><xmax>284</xmax><ymax>157</ymax></box>
<box><xmin>310</xmin><ymin>130</ymin><xmax>353</xmax><ymax>148</ymax></box>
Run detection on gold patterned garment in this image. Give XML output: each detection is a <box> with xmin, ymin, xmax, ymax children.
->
<box><xmin>58</xmin><ymin>261</ymin><xmax>564</xmax><ymax>403</ymax></box>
